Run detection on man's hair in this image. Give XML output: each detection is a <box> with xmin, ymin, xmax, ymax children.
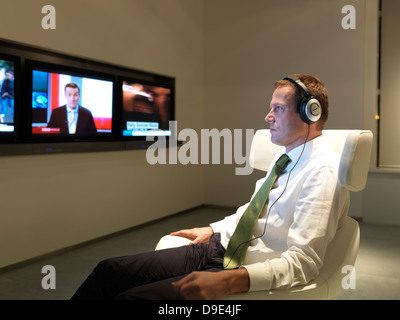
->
<box><xmin>65</xmin><ymin>82</ymin><xmax>80</xmax><ymax>94</ymax></box>
<box><xmin>274</xmin><ymin>74</ymin><xmax>329</xmax><ymax>130</ymax></box>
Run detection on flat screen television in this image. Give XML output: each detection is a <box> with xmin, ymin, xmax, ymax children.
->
<box><xmin>0</xmin><ymin>54</ymin><xmax>18</xmax><ymax>140</ymax></box>
<box><xmin>120</xmin><ymin>78</ymin><xmax>174</xmax><ymax>140</ymax></box>
<box><xmin>26</xmin><ymin>60</ymin><xmax>115</xmax><ymax>142</ymax></box>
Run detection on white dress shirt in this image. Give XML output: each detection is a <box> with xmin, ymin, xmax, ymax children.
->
<box><xmin>210</xmin><ymin>135</ymin><xmax>350</xmax><ymax>291</ymax></box>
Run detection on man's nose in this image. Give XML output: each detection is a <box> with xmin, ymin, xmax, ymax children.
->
<box><xmin>265</xmin><ymin>110</ymin><xmax>274</xmax><ymax>123</ymax></box>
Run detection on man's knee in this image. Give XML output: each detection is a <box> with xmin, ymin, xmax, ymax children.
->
<box><xmin>95</xmin><ymin>257</ymin><xmax>122</xmax><ymax>273</ymax></box>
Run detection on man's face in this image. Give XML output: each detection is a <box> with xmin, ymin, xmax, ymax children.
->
<box><xmin>65</xmin><ymin>87</ymin><xmax>80</xmax><ymax>109</ymax></box>
<box><xmin>265</xmin><ymin>85</ymin><xmax>308</xmax><ymax>152</ymax></box>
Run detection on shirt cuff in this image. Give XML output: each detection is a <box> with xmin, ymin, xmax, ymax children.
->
<box><xmin>242</xmin><ymin>262</ymin><xmax>272</xmax><ymax>292</ymax></box>
<box><xmin>209</xmin><ymin>220</ymin><xmax>225</xmax><ymax>234</ymax></box>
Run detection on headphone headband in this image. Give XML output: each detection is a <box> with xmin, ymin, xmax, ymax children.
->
<box><xmin>283</xmin><ymin>75</ymin><xmax>311</xmax><ymax>97</ymax></box>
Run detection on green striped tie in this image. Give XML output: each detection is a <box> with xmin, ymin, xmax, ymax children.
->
<box><xmin>223</xmin><ymin>153</ymin><xmax>291</xmax><ymax>269</ymax></box>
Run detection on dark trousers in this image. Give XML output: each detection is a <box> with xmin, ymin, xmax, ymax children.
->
<box><xmin>71</xmin><ymin>233</ymin><xmax>225</xmax><ymax>300</ymax></box>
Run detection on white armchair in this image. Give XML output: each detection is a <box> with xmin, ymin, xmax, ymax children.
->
<box><xmin>155</xmin><ymin>129</ymin><xmax>373</xmax><ymax>299</ymax></box>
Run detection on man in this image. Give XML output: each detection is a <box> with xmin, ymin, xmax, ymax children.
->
<box><xmin>71</xmin><ymin>74</ymin><xmax>349</xmax><ymax>300</ymax></box>
<box><xmin>47</xmin><ymin>82</ymin><xmax>97</xmax><ymax>135</ymax></box>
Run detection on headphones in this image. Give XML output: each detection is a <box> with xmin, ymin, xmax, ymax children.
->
<box><xmin>283</xmin><ymin>75</ymin><xmax>322</xmax><ymax>124</ymax></box>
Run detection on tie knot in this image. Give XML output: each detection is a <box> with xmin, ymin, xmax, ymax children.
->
<box><xmin>275</xmin><ymin>153</ymin><xmax>291</xmax><ymax>170</ymax></box>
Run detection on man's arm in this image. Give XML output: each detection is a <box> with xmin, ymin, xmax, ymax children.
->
<box><xmin>85</xmin><ymin>109</ymin><xmax>98</xmax><ymax>135</ymax></box>
<box><xmin>172</xmin><ymin>268</ymin><xmax>249</xmax><ymax>300</ymax></box>
<box><xmin>77</xmin><ymin>107</ymin><xmax>98</xmax><ymax>135</ymax></box>
<box><xmin>47</xmin><ymin>107</ymin><xmax>61</xmax><ymax>128</ymax></box>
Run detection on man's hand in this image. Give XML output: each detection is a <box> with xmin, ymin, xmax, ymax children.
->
<box><xmin>171</xmin><ymin>269</ymin><xmax>250</xmax><ymax>300</ymax></box>
<box><xmin>170</xmin><ymin>226</ymin><xmax>213</xmax><ymax>245</ymax></box>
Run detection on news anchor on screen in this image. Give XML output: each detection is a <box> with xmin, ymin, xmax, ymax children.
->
<box><xmin>47</xmin><ymin>82</ymin><xmax>97</xmax><ymax>135</ymax></box>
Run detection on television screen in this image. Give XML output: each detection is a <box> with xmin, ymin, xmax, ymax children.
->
<box><xmin>29</xmin><ymin>62</ymin><xmax>114</xmax><ymax>140</ymax></box>
<box><xmin>0</xmin><ymin>57</ymin><xmax>16</xmax><ymax>135</ymax></box>
<box><xmin>121</xmin><ymin>80</ymin><xmax>173</xmax><ymax>138</ymax></box>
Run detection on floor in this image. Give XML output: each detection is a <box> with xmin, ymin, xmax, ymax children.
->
<box><xmin>0</xmin><ymin>207</ymin><xmax>399</xmax><ymax>300</ymax></box>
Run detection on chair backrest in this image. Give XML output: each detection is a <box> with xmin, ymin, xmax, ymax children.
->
<box><xmin>249</xmin><ymin>129</ymin><xmax>373</xmax><ymax>192</ymax></box>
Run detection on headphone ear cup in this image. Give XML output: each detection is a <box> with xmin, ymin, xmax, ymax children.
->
<box><xmin>283</xmin><ymin>75</ymin><xmax>322</xmax><ymax>124</ymax></box>
<box><xmin>299</xmin><ymin>98</ymin><xmax>310</xmax><ymax>124</ymax></box>
<box><xmin>299</xmin><ymin>97</ymin><xmax>321</xmax><ymax>124</ymax></box>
